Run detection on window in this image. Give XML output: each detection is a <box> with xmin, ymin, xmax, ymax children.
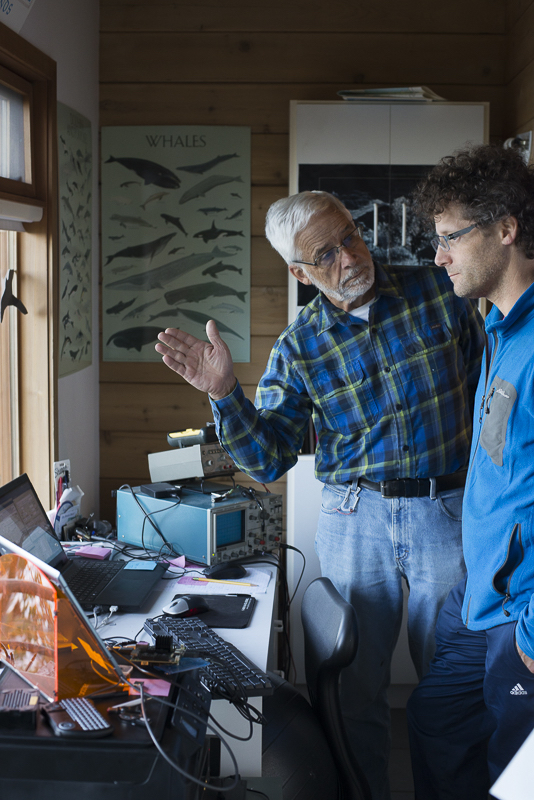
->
<box><xmin>0</xmin><ymin>65</ymin><xmax>31</xmax><ymax>187</ymax></box>
<box><xmin>0</xmin><ymin>26</ymin><xmax>58</xmax><ymax>507</ymax></box>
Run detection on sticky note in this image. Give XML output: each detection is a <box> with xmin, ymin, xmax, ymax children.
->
<box><xmin>124</xmin><ymin>559</ymin><xmax>158</xmax><ymax>571</ymax></box>
<box><xmin>76</xmin><ymin>546</ymin><xmax>111</xmax><ymax>560</ymax></box>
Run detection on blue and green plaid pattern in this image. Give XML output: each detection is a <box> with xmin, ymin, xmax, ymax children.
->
<box><xmin>211</xmin><ymin>263</ymin><xmax>485</xmax><ymax>485</ymax></box>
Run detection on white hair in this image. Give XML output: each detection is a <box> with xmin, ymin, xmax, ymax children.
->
<box><xmin>264</xmin><ymin>191</ymin><xmax>351</xmax><ymax>264</ymax></box>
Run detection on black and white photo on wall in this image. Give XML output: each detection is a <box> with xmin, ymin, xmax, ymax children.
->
<box><xmin>297</xmin><ymin>162</ymin><xmax>436</xmax><ymax>306</ymax></box>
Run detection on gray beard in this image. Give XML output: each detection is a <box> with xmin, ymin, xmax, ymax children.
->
<box><xmin>302</xmin><ymin>262</ymin><xmax>375</xmax><ymax>303</ymax></box>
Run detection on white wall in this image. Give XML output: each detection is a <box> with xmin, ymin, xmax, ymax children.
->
<box><xmin>19</xmin><ymin>0</ymin><xmax>100</xmax><ymax>518</ymax></box>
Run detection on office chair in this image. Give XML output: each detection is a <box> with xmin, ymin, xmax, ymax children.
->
<box><xmin>262</xmin><ymin>577</ymin><xmax>371</xmax><ymax>800</ymax></box>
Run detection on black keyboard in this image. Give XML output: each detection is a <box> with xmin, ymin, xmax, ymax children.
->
<box><xmin>144</xmin><ymin>616</ymin><xmax>273</xmax><ymax>699</ymax></box>
<box><xmin>43</xmin><ymin>697</ymin><xmax>114</xmax><ymax>738</ymax></box>
<box><xmin>66</xmin><ymin>558</ymin><xmax>124</xmax><ymax>604</ymax></box>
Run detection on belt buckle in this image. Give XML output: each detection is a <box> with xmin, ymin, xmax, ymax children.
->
<box><xmin>380</xmin><ymin>480</ymin><xmax>394</xmax><ymax>498</ymax></box>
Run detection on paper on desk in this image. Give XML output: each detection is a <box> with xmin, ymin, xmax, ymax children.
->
<box><xmin>491</xmin><ymin>726</ymin><xmax>534</xmax><ymax>799</ymax></box>
<box><xmin>176</xmin><ymin>567</ymin><xmax>271</xmax><ymax>595</ymax></box>
<box><xmin>128</xmin><ymin>678</ymin><xmax>171</xmax><ymax>697</ymax></box>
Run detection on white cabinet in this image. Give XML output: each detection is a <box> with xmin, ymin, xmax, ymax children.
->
<box><xmin>286</xmin><ymin>99</ymin><xmax>488</xmax><ymax>684</ymax></box>
<box><xmin>286</xmin><ymin>456</ymin><xmax>323</xmax><ymax>683</ymax></box>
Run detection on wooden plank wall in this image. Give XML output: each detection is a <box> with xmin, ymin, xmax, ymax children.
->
<box><xmin>506</xmin><ymin>1</ymin><xmax>534</xmax><ymax>141</ymax></box>
<box><xmin>99</xmin><ymin>0</ymin><xmax>508</xmax><ymax>522</ymax></box>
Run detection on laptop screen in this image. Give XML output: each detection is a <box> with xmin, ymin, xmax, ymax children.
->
<box><xmin>0</xmin><ymin>474</ymin><xmax>67</xmax><ymax>570</ymax></box>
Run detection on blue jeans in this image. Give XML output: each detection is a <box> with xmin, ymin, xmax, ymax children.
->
<box><xmin>407</xmin><ymin>578</ymin><xmax>534</xmax><ymax>800</ymax></box>
<box><xmin>315</xmin><ymin>481</ymin><xmax>466</xmax><ymax>800</ymax></box>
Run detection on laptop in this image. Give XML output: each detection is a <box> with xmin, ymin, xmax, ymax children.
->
<box><xmin>0</xmin><ymin>534</ymin><xmax>172</xmax><ymax>744</ymax></box>
<box><xmin>0</xmin><ymin>473</ymin><xmax>167</xmax><ymax>612</ymax></box>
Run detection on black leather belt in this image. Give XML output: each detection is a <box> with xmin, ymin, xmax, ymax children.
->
<box><xmin>359</xmin><ymin>472</ymin><xmax>467</xmax><ymax>498</ymax></box>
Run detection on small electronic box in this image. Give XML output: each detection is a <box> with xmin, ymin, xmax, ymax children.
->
<box><xmin>148</xmin><ymin>424</ymin><xmax>236</xmax><ymax>483</ymax></box>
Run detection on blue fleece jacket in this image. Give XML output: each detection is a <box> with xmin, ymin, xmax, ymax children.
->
<box><xmin>462</xmin><ymin>280</ymin><xmax>534</xmax><ymax>659</ymax></box>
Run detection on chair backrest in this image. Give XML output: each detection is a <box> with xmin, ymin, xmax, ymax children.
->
<box><xmin>301</xmin><ymin>577</ymin><xmax>371</xmax><ymax>800</ymax></box>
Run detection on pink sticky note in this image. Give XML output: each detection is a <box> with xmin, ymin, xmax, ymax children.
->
<box><xmin>75</xmin><ymin>545</ymin><xmax>111</xmax><ymax>560</ymax></box>
<box><xmin>129</xmin><ymin>679</ymin><xmax>171</xmax><ymax>697</ymax></box>
<box><xmin>167</xmin><ymin>555</ymin><xmax>186</xmax><ymax>569</ymax></box>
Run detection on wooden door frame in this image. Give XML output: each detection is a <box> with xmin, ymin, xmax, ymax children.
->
<box><xmin>0</xmin><ymin>23</ymin><xmax>58</xmax><ymax>508</ymax></box>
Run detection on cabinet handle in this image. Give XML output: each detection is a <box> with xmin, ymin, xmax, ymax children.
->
<box><xmin>401</xmin><ymin>203</ymin><xmax>407</xmax><ymax>247</ymax></box>
<box><xmin>373</xmin><ymin>203</ymin><xmax>378</xmax><ymax>246</ymax></box>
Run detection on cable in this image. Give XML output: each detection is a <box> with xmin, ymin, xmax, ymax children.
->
<box><xmin>281</xmin><ymin>542</ymin><xmax>306</xmax><ymax>604</ymax></box>
<box><xmin>137</xmin><ymin>681</ymin><xmax>242</xmax><ymax>793</ymax></box>
<box><xmin>246</xmin><ymin>789</ymin><xmax>270</xmax><ymax>800</ymax></box>
<box><xmin>92</xmin><ymin>605</ymin><xmax>119</xmax><ymax>630</ymax></box>
<box><xmin>119</xmin><ymin>484</ymin><xmax>180</xmax><ymax>554</ymax></box>
<box><xmin>224</xmin><ymin>551</ymin><xmax>294</xmax><ymax>678</ymax></box>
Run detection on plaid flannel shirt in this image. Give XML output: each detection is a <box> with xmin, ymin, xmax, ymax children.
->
<box><xmin>210</xmin><ymin>263</ymin><xmax>485</xmax><ymax>485</ymax></box>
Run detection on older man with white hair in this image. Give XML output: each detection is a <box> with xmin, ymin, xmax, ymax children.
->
<box><xmin>155</xmin><ymin>190</ymin><xmax>484</xmax><ymax>800</ymax></box>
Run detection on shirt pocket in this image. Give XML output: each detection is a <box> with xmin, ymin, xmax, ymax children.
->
<box><xmin>397</xmin><ymin>323</ymin><xmax>457</xmax><ymax>397</ymax></box>
<box><xmin>479</xmin><ymin>377</ymin><xmax>517</xmax><ymax>467</ymax></box>
<box><xmin>311</xmin><ymin>359</ymin><xmax>379</xmax><ymax>434</ymax></box>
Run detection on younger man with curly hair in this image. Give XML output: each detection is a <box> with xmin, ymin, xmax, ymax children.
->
<box><xmin>408</xmin><ymin>142</ymin><xmax>534</xmax><ymax>799</ymax></box>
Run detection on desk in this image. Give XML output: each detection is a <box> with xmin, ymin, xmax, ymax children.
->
<box><xmin>107</xmin><ymin>560</ymin><xmax>278</xmax><ymax>778</ymax></box>
<box><xmin>0</xmin><ymin>665</ymin><xmax>207</xmax><ymax>800</ymax></box>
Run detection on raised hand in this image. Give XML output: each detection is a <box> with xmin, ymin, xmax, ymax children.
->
<box><xmin>155</xmin><ymin>320</ymin><xmax>237</xmax><ymax>401</ymax></box>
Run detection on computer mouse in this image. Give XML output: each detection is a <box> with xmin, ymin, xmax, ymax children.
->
<box><xmin>161</xmin><ymin>594</ymin><xmax>209</xmax><ymax>617</ymax></box>
<box><xmin>203</xmin><ymin>562</ymin><xmax>247</xmax><ymax>580</ymax></box>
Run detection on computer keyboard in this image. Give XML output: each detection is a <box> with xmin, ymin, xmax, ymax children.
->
<box><xmin>43</xmin><ymin>696</ymin><xmax>114</xmax><ymax>738</ymax></box>
<box><xmin>144</xmin><ymin>616</ymin><xmax>273</xmax><ymax>699</ymax></box>
<box><xmin>66</xmin><ymin>558</ymin><xmax>124</xmax><ymax>604</ymax></box>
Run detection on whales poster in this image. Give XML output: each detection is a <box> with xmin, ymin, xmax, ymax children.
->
<box><xmin>57</xmin><ymin>103</ymin><xmax>93</xmax><ymax>377</ymax></box>
<box><xmin>101</xmin><ymin>126</ymin><xmax>251</xmax><ymax>362</ymax></box>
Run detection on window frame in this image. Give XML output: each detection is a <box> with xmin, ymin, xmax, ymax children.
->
<box><xmin>0</xmin><ymin>22</ymin><xmax>58</xmax><ymax>509</ymax></box>
<box><xmin>0</xmin><ymin>230</ymin><xmax>19</xmax><ymax>484</ymax></box>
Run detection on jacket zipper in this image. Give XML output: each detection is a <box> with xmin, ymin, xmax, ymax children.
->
<box><xmin>481</xmin><ymin>387</ymin><xmax>496</xmax><ymax>421</ymax></box>
<box><xmin>491</xmin><ymin>523</ymin><xmax>523</xmax><ymax>617</ymax></box>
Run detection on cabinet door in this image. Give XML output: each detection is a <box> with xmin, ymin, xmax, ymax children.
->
<box><xmin>390</xmin><ymin>103</ymin><xmax>488</xmax><ymax>164</ymax></box>
<box><xmin>291</xmin><ymin>101</ymin><xmax>391</xmax><ymax>178</ymax></box>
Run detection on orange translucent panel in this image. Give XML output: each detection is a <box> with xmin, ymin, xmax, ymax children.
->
<box><xmin>55</xmin><ymin>588</ymin><xmax>122</xmax><ymax>699</ymax></box>
<box><xmin>0</xmin><ymin>553</ymin><xmax>57</xmax><ymax>699</ymax></box>
<box><xmin>0</xmin><ymin>553</ymin><xmax>127</xmax><ymax>701</ymax></box>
